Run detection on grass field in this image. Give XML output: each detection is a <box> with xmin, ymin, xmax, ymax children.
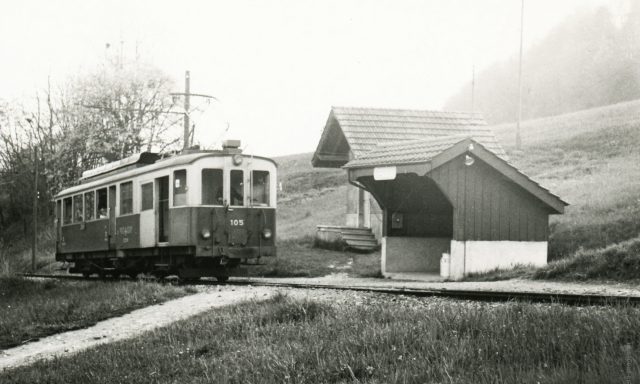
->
<box><xmin>2</xmin><ymin>292</ymin><xmax>639</xmax><ymax>383</ymax></box>
<box><xmin>0</xmin><ymin>277</ymin><xmax>193</xmax><ymax>350</ymax></box>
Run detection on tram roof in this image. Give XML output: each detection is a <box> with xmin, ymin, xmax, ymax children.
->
<box><xmin>55</xmin><ymin>151</ymin><xmax>276</xmax><ymax>199</ymax></box>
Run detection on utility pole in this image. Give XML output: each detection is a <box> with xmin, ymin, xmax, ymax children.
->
<box><xmin>170</xmin><ymin>71</ymin><xmax>217</xmax><ymax>151</ymax></box>
<box><xmin>32</xmin><ymin>146</ymin><xmax>38</xmax><ymax>273</ymax></box>
<box><xmin>516</xmin><ymin>0</ymin><xmax>524</xmax><ymax>150</ymax></box>
<box><xmin>183</xmin><ymin>71</ymin><xmax>191</xmax><ymax>150</ymax></box>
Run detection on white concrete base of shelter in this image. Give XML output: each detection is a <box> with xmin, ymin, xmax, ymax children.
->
<box><xmin>448</xmin><ymin>240</ymin><xmax>548</xmax><ymax>279</ymax></box>
<box><xmin>381</xmin><ymin>237</ymin><xmax>548</xmax><ymax>280</ymax></box>
<box><xmin>381</xmin><ymin>236</ymin><xmax>450</xmax><ymax>276</ymax></box>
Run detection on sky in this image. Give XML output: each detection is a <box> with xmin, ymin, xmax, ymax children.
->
<box><xmin>0</xmin><ymin>0</ymin><xmax>629</xmax><ymax>157</ymax></box>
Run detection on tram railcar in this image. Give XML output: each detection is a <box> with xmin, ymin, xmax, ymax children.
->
<box><xmin>53</xmin><ymin>140</ymin><xmax>276</xmax><ymax>281</ymax></box>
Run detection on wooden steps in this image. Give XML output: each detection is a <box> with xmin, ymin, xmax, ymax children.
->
<box><xmin>316</xmin><ymin>225</ymin><xmax>379</xmax><ymax>252</ymax></box>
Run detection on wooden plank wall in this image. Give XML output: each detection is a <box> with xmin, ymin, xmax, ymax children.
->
<box><xmin>429</xmin><ymin>155</ymin><xmax>549</xmax><ymax>242</ymax></box>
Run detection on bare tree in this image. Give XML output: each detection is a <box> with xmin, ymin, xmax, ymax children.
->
<box><xmin>0</xmin><ymin>61</ymin><xmax>181</xmax><ymax>237</ymax></box>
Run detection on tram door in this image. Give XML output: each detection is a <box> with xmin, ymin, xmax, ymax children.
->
<box><xmin>157</xmin><ymin>176</ymin><xmax>169</xmax><ymax>243</ymax></box>
<box><xmin>108</xmin><ymin>185</ymin><xmax>117</xmax><ymax>249</ymax></box>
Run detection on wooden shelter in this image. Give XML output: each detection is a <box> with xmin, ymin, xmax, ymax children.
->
<box><xmin>313</xmin><ymin>107</ymin><xmax>567</xmax><ymax>278</ymax></box>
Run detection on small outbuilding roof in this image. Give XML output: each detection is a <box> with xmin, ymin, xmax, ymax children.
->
<box><xmin>312</xmin><ymin>106</ymin><xmax>506</xmax><ymax>167</ymax></box>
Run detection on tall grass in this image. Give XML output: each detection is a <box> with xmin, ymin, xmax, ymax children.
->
<box><xmin>0</xmin><ymin>226</ymin><xmax>57</xmax><ymax>276</ymax></box>
<box><xmin>534</xmin><ymin>236</ymin><xmax>640</xmax><ymax>281</ymax></box>
<box><xmin>3</xmin><ymin>293</ymin><xmax>639</xmax><ymax>383</ymax></box>
<box><xmin>0</xmin><ymin>277</ymin><xmax>192</xmax><ymax>349</ymax></box>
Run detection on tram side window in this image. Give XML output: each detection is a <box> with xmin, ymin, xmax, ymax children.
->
<box><xmin>251</xmin><ymin>171</ymin><xmax>270</xmax><ymax>206</ymax></box>
<box><xmin>120</xmin><ymin>182</ymin><xmax>133</xmax><ymax>215</ymax></box>
<box><xmin>73</xmin><ymin>195</ymin><xmax>83</xmax><ymax>222</ymax></box>
<box><xmin>84</xmin><ymin>191</ymin><xmax>95</xmax><ymax>221</ymax></box>
<box><xmin>230</xmin><ymin>170</ymin><xmax>244</xmax><ymax>206</ymax></box>
<box><xmin>141</xmin><ymin>182</ymin><xmax>153</xmax><ymax>211</ymax></box>
<box><xmin>63</xmin><ymin>197</ymin><xmax>72</xmax><ymax>224</ymax></box>
<box><xmin>202</xmin><ymin>169</ymin><xmax>223</xmax><ymax>205</ymax></box>
<box><xmin>55</xmin><ymin>200</ymin><xmax>61</xmax><ymax>225</ymax></box>
<box><xmin>173</xmin><ymin>169</ymin><xmax>187</xmax><ymax>206</ymax></box>
<box><xmin>96</xmin><ymin>188</ymin><xmax>108</xmax><ymax>218</ymax></box>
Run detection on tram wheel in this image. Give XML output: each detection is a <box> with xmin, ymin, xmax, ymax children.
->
<box><xmin>215</xmin><ymin>276</ymin><xmax>229</xmax><ymax>283</ymax></box>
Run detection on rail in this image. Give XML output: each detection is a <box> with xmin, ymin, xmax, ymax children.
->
<box><xmin>18</xmin><ymin>273</ymin><xmax>640</xmax><ymax>307</ymax></box>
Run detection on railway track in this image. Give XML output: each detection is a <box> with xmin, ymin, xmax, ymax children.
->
<box><xmin>18</xmin><ymin>273</ymin><xmax>640</xmax><ymax>306</ymax></box>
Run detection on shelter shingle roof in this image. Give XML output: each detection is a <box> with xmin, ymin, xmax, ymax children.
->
<box><xmin>330</xmin><ymin>106</ymin><xmax>507</xmax><ymax>159</ymax></box>
<box><xmin>344</xmin><ymin>137</ymin><xmax>568</xmax><ymax>212</ymax></box>
<box><xmin>343</xmin><ymin>135</ymin><xmax>470</xmax><ymax>168</ymax></box>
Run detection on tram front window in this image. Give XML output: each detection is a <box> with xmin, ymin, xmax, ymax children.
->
<box><xmin>230</xmin><ymin>170</ymin><xmax>244</xmax><ymax>206</ymax></box>
<box><xmin>251</xmin><ymin>171</ymin><xmax>270</xmax><ymax>206</ymax></box>
<box><xmin>202</xmin><ymin>169</ymin><xmax>223</xmax><ymax>205</ymax></box>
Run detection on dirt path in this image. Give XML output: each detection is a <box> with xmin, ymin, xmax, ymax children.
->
<box><xmin>0</xmin><ymin>285</ymin><xmax>274</xmax><ymax>371</ymax></box>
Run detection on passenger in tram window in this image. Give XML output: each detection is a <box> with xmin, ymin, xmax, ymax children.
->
<box><xmin>75</xmin><ymin>207</ymin><xmax>83</xmax><ymax>222</ymax></box>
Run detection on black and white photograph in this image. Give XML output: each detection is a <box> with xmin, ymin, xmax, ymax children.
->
<box><xmin>1</xmin><ymin>0</ymin><xmax>639</xmax><ymax>382</ymax></box>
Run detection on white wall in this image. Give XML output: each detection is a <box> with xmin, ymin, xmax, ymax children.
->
<box><xmin>381</xmin><ymin>237</ymin><xmax>450</xmax><ymax>276</ymax></box>
<box><xmin>448</xmin><ymin>240</ymin><xmax>548</xmax><ymax>280</ymax></box>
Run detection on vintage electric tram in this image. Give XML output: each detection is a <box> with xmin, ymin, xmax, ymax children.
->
<box><xmin>54</xmin><ymin>140</ymin><xmax>276</xmax><ymax>281</ymax></box>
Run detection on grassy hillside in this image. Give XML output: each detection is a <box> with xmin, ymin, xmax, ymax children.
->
<box><xmin>495</xmin><ymin>101</ymin><xmax>640</xmax><ymax>259</ymax></box>
<box><xmin>492</xmin><ymin>99</ymin><xmax>640</xmax><ymax>148</ymax></box>
<box><xmin>273</xmin><ymin>152</ymin><xmax>346</xmax><ymax>240</ymax></box>
<box><xmin>275</xmin><ymin>100</ymin><xmax>640</xmax><ymax>262</ymax></box>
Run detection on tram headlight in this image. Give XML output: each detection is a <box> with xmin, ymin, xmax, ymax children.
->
<box><xmin>201</xmin><ymin>229</ymin><xmax>211</xmax><ymax>239</ymax></box>
<box><xmin>262</xmin><ymin>228</ymin><xmax>272</xmax><ymax>239</ymax></box>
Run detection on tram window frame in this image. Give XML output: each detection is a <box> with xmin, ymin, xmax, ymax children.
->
<box><xmin>201</xmin><ymin>168</ymin><xmax>223</xmax><ymax>206</ymax></box>
<box><xmin>72</xmin><ymin>195</ymin><xmax>83</xmax><ymax>223</ymax></box>
<box><xmin>229</xmin><ymin>170</ymin><xmax>244</xmax><ymax>206</ymax></box>
<box><xmin>141</xmin><ymin>182</ymin><xmax>153</xmax><ymax>211</ymax></box>
<box><xmin>96</xmin><ymin>188</ymin><xmax>108</xmax><ymax>219</ymax></box>
<box><xmin>84</xmin><ymin>191</ymin><xmax>95</xmax><ymax>221</ymax></box>
<box><xmin>63</xmin><ymin>197</ymin><xmax>72</xmax><ymax>225</ymax></box>
<box><xmin>251</xmin><ymin>170</ymin><xmax>270</xmax><ymax>207</ymax></box>
<box><xmin>173</xmin><ymin>169</ymin><xmax>187</xmax><ymax>207</ymax></box>
<box><xmin>120</xmin><ymin>181</ymin><xmax>134</xmax><ymax>215</ymax></box>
